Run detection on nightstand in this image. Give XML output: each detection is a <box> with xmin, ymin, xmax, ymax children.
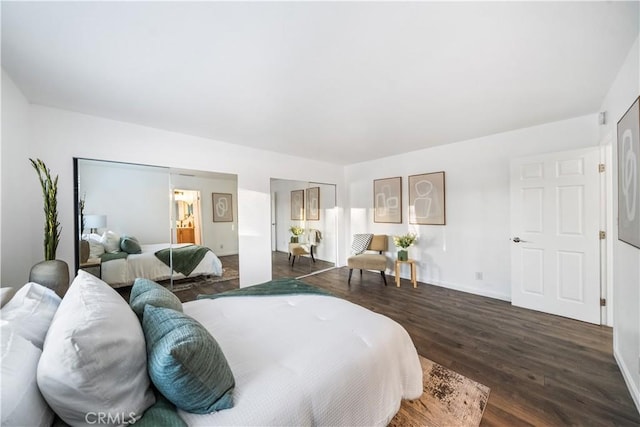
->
<box><xmin>80</xmin><ymin>258</ymin><xmax>102</xmax><ymax>279</ymax></box>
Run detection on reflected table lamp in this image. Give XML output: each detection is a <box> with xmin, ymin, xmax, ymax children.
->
<box><xmin>84</xmin><ymin>214</ymin><xmax>106</xmax><ymax>234</ymax></box>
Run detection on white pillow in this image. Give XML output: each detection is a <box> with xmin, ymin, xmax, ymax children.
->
<box><xmin>82</xmin><ymin>232</ymin><xmax>106</xmax><ymax>258</ymax></box>
<box><xmin>82</xmin><ymin>233</ymin><xmax>102</xmax><ymax>242</ymax></box>
<box><xmin>100</xmin><ymin>230</ymin><xmax>121</xmax><ymax>253</ymax></box>
<box><xmin>88</xmin><ymin>240</ymin><xmax>105</xmax><ymax>259</ymax></box>
<box><xmin>37</xmin><ymin>270</ymin><xmax>154</xmax><ymax>426</ymax></box>
<box><xmin>351</xmin><ymin>233</ymin><xmax>374</xmax><ymax>255</ymax></box>
<box><xmin>0</xmin><ymin>282</ymin><xmax>61</xmax><ymax>349</ymax></box>
<box><xmin>0</xmin><ymin>287</ymin><xmax>15</xmax><ymax>307</ymax></box>
<box><xmin>1</xmin><ymin>324</ymin><xmax>55</xmax><ymax>427</ymax></box>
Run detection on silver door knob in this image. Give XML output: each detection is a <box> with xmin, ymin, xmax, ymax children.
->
<box><xmin>512</xmin><ymin>237</ymin><xmax>521</xmax><ymax>243</ymax></box>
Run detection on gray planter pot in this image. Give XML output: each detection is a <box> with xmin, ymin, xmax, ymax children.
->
<box><xmin>29</xmin><ymin>259</ymin><xmax>70</xmax><ymax>297</ymax></box>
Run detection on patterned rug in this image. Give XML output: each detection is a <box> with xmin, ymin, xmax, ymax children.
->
<box><xmin>390</xmin><ymin>356</ymin><xmax>490</xmax><ymax>427</ymax></box>
<box><xmin>171</xmin><ymin>267</ymin><xmax>239</xmax><ymax>292</ymax></box>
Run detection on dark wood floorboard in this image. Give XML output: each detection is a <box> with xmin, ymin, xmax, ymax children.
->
<box><xmin>118</xmin><ymin>253</ymin><xmax>640</xmax><ymax>426</ymax></box>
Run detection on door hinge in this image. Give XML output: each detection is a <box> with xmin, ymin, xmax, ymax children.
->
<box><xmin>599</xmin><ymin>230</ymin><xmax>606</xmax><ymax>240</ymax></box>
<box><xmin>599</xmin><ymin>163</ymin><xmax>605</xmax><ymax>173</ymax></box>
<box><xmin>600</xmin><ymin>298</ymin><xmax>606</xmax><ymax>307</ymax></box>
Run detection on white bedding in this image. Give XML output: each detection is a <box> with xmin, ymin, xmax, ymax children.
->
<box><xmin>101</xmin><ymin>243</ymin><xmax>223</xmax><ymax>287</ymax></box>
<box><xmin>180</xmin><ymin>294</ymin><xmax>423</xmax><ymax>426</ymax></box>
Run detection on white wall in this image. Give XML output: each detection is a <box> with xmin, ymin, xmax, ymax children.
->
<box><xmin>600</xmin><ymin>35</ymin><xmax>640</xmax><ymax>411</ymax></box>
<box><xmin>79</xmin><ymin>160</ymin><xmax>171</xmax><ymax>243</ymax></box>
<box><xmin>1</xmin><ymin>71</ymin><xmax>36</xmax><ymax>288</ymax></box>
<box><xmin>2</xmin><ymin>99</ymin><xmax>346</xmax><ymax>288</ymax></box>
<box><xmin>345</xmin><ymin>114</ymin><xmax>599</xmax><ymax>301</ymax></box>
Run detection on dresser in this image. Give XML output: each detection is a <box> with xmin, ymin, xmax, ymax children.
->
<box><xmin>177</xmin><ymin>227</ymin><xmax>195</xmax><ymax>244</ymax></box>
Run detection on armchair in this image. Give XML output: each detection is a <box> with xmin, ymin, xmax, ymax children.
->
<box><xmin>288</xmin><ymin>229</ymin><xmax>322</xmax><ymax>266</ymax></box>
<box><xmin>347</xmin><ymin>235</ymin><xmax>388</xmax><ymax>286</ymax></box>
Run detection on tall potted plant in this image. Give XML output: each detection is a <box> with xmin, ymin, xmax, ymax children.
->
<box><xmin>28</xmin><ymin>158</ymin><xmax>69</xmax><ymax>296</ymax></box>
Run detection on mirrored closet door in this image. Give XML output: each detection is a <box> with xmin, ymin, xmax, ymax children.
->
<box><xmin>270</xmin><ymin>178</ymin><xmax>337</xmax><ymax>279</ymax></box>
<box><xmin>74</xmin><ymin>158</ymin><xmax>239</xmax><ymax>292</ymax></box>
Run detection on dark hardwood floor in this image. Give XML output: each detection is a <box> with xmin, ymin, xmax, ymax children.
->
<box><xmin>119</xmin><ymin>253</ymin><xmax>640</xmax><ymax>426</ymax></box>
<box><xmin>271</xmin><ymin>250</ymin><xmax>335</xmax><ymax>279</ymax></box>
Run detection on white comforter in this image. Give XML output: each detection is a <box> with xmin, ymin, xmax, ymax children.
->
<box><xmin>180</xmin><ymin>294</ymin><xmax>423</xmax><ymax>426</ymax></box>
<box><xmin>101</xmin><ymin>243</ymin><xmax>223</xmax><ymax>287</ymax></box>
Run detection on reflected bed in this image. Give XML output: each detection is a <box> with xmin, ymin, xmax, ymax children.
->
<box><xmin>101</xmin><ymin>243</ymin><xmax>223</xmax><ymax>288</ymax></box>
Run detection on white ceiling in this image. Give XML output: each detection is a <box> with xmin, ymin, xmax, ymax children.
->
<box><xmin>2</xmin><ymin>1</ymin><xmax>638</xmax><ymax>165</ymax></box>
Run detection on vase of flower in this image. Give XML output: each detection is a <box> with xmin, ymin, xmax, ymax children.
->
<box><xmin>289</xmin><ymin>225</ymin><xmax>304</xmax><ymax>244</ymax></box>
<box><xmin>393</xmin><ymin>232</ymin><xmax>417</xmax><ymax>261</ymax></box>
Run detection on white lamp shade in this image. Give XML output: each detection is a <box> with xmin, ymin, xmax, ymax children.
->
<box><xmin>84</xmin><ymin>215</ymin><xmax>106</xmax><ymax>230</ymax></box>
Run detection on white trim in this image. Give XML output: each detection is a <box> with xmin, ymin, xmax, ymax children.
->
<box><xmin>614</xmin><ymin>343</ymin><xmax>640</xmax><ymax>413</ymax></box>
<box><xmin>423</xmin><ymin>279</ymin><xmax>511</xmax><ymax>302</ymax></box>
<box><xmin>599</xmin><ymin>131</ymin><xmax>615</xmax><ymax>327</ymax></box>
<box><xmin>296</xmin><ymin>266</ymin><xmax>338</xmax><ymax>279</ymax></box>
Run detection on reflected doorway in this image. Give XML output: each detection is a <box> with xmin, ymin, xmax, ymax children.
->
<box><xmin>174</xmin><ymin>189</ymin><xmax>201</xmax><ymax>245</ymax></box>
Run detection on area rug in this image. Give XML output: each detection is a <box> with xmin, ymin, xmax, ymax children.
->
<box><xmin>171</xmin><ymin>267</ymin><xmax>240</xmax><ymax>292</ymax></box>
<box><xmin>389</xmin><ymin>356</ymin><xmax>490</xmax><ymax>427</ymax></box>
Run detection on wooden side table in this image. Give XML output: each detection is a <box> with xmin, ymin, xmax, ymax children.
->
<box><xmin>80</xmin><ymin>258</ymin><xmax>102</xmax><ymax>279</ymax></box>
<box><xmin>395</xmin><ymin>259</ymin><xmax>417</xmax><ymax>288</ymax></box>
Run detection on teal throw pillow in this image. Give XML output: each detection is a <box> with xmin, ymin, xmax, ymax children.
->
<box><xmin>121</xmin><ymin>237</ymin><xmax>142</xmax><ymax>254</ymax></box>
<box><xmin>135</xmin><ymin>391</ymin><xmax>187</xmax><ymax>427</ymax></box>
<box><xmin>130</xmin><ymin>278</ymin><xmax>183</xmax><ymax>319</ymax></box>
<box><xmin>142</xmin><ymin>305</ymin><xmax>235</xmax><ymax>414</ymax></box>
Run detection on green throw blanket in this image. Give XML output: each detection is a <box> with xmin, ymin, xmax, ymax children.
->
<box><xmin>155</xmin><ymin>245</ymin><xmax>211</xmax><ymax>276</ymax></box>
<box><xmin>100</xmin><ymin>251</ymin><xmax>128</xmax><ymax>262</ymax></box>
<box><xmin>197</xmin><ymin>277</ymin><xmax>333</xmax><ymax>300</ymax></box>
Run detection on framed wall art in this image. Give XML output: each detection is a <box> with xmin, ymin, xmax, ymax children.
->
<box><xmin>291</xmin><ymin>189</ymin><xmax>305</xmax><ymax>220</ymax></box>
<box><xmin>409</xmin><ymin>172</ymin><xmax>446</xmax><ymax>225</ymax></box>
<box><xmin>373</xmin><ymin>177</ymin><xmax>402</xmax><ymax>223</ymax></box>
<box><xmin>212</xmin><ymin>193</ymin><xmax>233</xmax><ymax>222</ymax></box>
<box><xmin>617</xmin><ymin>96</ymin><xmax>640</xmax><ymax>249</ymax></box>
<box><xmin>306</xmin><ymin>186</ymin><xmax>320</xmax><ymax>221</ymax></box>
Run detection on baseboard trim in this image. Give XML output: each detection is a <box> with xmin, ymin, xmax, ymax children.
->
<box><xmin>614</xmin><ymin>342</ymin><xmax>640</xmax><ymax>414</ymax></box>
<box><xmin>427</xmin><ymin>279</ymin><xmax>511</xmax><ymax>302</ymax></box>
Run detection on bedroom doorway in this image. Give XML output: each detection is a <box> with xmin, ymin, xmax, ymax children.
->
<box><xmin>174</xmin><ymin>189</ymin><xmax>201</xmax><ymax>245</ymax></box>
<box><xmin>510</xmin><ymin>147</ymin><xmax>602</xmax><ymax>324</ymax></box>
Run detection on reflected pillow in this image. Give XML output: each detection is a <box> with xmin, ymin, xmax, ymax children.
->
<box><xmin>88</xmin><ymin>240</ymin><xmax>105</xmax><ymax>259</ymax></box>
<box><xmin>121</xmin><ymin>237</ymin><xmax>142</xmax><ymax>254</ymax></box>
<box><xmin>143</xmin><ymin>305</ymin><xmax>235</xmax><ymax>414</ymax></box>
<box><xmin>101</xmin><ymin>230</ymin><xmax>121</xmax><ymax>253</ymax></box>
<box><xmin>129</xmin><ymin>278</ymin><xmax>182</xmax><ymax>320</ymax></box>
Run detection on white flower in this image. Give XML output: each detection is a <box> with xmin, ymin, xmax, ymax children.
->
<box><xmin>393</xmin><ymin>233</ymin><xmax>417</xmax><ymax>249</ymax></box>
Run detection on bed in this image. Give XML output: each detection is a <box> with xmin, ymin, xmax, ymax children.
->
<box><xmin>100</xmin><ymin>243</ymin><xmax>223</xmax><ymax>288</ymax></box>
<box><xmin>180</xmin><ymin>289</ymin><xmax>423</xmax><ymax>425</ymax></box>
<box><xmin>2</xmin><ymin>273</ymin><xmax>423</xmax><ymax>427</ymax></box>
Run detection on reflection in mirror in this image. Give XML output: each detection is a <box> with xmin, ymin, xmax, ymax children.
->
<box><xmin>270</xmin><ymin>178</ymin><xmax>337</xmax><ymax>279</ymax></box>
<box><xmin>74</xmin><ymin>158</ymin><xmax>239</xmax><ymax>297</ymax></box>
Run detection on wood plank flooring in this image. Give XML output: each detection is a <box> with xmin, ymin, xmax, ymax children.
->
<box><xmin>120</xmin><ymin>252</ymin><xmax>640</xmax><ymax>425</ymax></box>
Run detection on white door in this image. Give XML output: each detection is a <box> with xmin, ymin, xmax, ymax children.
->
<box><xmin>510</xmin><ymin>147</ymin><xmax>601</xmax><ymax>324</ymax></box>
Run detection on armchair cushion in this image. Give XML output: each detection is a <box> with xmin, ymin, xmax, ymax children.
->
<box><xmin>347</xmin><ymin>253</ymin><xmax>387</xmax><ymax>270</ymax></box>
